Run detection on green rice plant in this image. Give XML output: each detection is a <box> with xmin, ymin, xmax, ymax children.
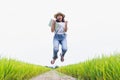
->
<box><xmin>0</xmin><ymin>58</ymin><xmax>50</xmax><ymax>80</ymax></box>
<box><xmin>57</xmin><ymin>53</ymin><xmax>120</xmax><ymax>80</ymax></box>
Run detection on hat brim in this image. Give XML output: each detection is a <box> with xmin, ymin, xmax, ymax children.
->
<box><xmin>54</xmin><ymin>12</ymin><xmax>65</xmax><ymax>18</ymax></box>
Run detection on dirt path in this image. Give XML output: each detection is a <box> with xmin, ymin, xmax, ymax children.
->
<box><xmin>30</xmin><ymin>70</ymin><xmax>76</xmax><ymax>80</ymax></box>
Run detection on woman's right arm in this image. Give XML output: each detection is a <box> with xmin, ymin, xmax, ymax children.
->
<box><xmin>51</xmin><ymin>20</ymin><xmax>55</xmax><ymax>32</ymax></box>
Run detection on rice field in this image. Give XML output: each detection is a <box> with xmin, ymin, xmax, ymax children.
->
<box><xmin>0</xmin><ymin>58</ymin><xmax>50</xmax><ymax>80</ymax></box>
<box><xmin>57</xmin><ymin>53</ymin><xmax>120</xmax><ymax>80</ymax></box>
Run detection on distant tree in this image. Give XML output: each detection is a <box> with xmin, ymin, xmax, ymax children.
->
<box><xmin>55</xmin><ymin>65</ymin><xmax>59</xmax><ymax>69</ymax></box>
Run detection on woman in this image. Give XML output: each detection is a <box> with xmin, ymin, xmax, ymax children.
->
<box><xmin>50</xmin><ymin>12</ymin><xmax>68</xmax><ymax>64</ymax></box>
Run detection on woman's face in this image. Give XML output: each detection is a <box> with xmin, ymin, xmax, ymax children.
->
<box><xmin>56</xmin><ymin>15</ymin><xmax>63</xmax><ymax>22</ymax></box>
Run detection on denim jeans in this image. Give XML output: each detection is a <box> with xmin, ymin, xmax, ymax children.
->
<box><xmin>53</xmin><ymin>34</ymin><xmax>67</xmax><ymax>59</ymax></box>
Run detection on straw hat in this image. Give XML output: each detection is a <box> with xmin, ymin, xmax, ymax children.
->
<box><xmin>54</xmin><ymin>12</ymin><xmax>65</xmax><ymax>18</ymax></box>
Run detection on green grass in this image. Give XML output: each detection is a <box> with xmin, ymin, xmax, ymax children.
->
<box><xmin>0</xmin><ymin>58</ymin><xmax>50</xmax><ymax>80</ymax></box>
<box><xmin>57</xmin><ymin>53</ymin><xmax>120</xmax><ymax>80</ymax></box>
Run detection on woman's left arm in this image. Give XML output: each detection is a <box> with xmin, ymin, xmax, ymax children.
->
<box><xmin>64</xmin><ymin>21</ymin><xmax>68</xmax><ymax>32</ymax></box>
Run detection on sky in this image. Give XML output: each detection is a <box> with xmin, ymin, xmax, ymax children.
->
<box><xmin>0</xmin><ymin>0</ymin><xmax>120</xmax><ymax>66</ymax></box>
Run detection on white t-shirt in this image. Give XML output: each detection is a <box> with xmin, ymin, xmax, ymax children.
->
<box><xmin>55</xmin><ymin>22</ymin><xmax>65</xmax><ymax>34</ymax></box>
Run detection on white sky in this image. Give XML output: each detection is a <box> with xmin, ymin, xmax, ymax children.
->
<box><xmin>0</xmin><ymin>0</ymin><xmax>120</xmax><ymax>66</ymax></box>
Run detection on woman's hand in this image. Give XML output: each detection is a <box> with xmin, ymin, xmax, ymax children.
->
<box><xmin>65</xmin><ymin>21</ymin><xmax>68</xmax><ymax>24</ymax></box>
<box><xmin>52</xmin><ymin>20</ymin><xmax>55</xmax><ymax>24</ymax></box>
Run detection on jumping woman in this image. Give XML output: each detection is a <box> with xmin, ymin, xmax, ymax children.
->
<box><xmin>50</xmin><ymin>12</ymin><xmax>68</xmax><ymax>64</ymax></box>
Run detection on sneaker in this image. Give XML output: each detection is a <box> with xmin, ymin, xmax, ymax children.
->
<box><xmin>60</xmin><ymin>53</ymin><xmax>64</xmax><ymax>62</ymax></box>
<box><xmin>51</xmin><ymin>58</ymin><xmax>57</xmax><ymax>64</ymax></box>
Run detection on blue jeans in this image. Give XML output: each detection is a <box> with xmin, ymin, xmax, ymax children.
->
<box><xmin>53</xmin><ymin>34</ymin><xmax>67</xmax><ymax>59</ymax></box>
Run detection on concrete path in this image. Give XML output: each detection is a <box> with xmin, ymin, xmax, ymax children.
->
<box><xmin>31</xmin><ymin>70</ymin><xmax>76</xmax><ymax>80</ymax></box>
